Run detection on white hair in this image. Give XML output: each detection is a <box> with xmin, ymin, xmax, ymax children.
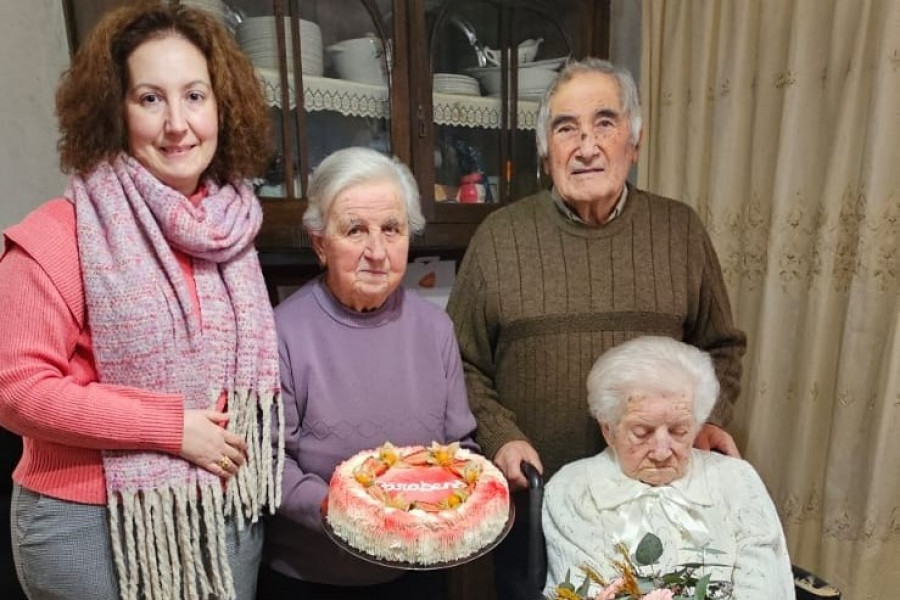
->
<box><xmin>302</xmin><ymin>146</ymin><xmax>425</xmax><ymax>235</ymax></box>
<box><xmin>586</xmin><ymin>336</ymin><xmax>719</xmax><ymax>428</ymax></box>
<box><xmin>535</xmin><ymin>57</ymin><xmax>643</xmax><ymax>159</ymax></box>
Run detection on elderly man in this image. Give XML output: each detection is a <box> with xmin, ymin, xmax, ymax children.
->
<box><xmin>446</xmin><ymin>58</ymin><xmax>747</xmax><ymax>598</ymax></box>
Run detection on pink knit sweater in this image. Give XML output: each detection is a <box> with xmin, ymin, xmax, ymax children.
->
<box><xmin>0</xmin><ymin>199</ymin><xmax>200</xmax><ymax>505</ymax></box>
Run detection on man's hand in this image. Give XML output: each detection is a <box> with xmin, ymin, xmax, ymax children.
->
<box><xmin>693</xmin><ymin>423</ymin><xmax>740</xmax><ymax>457</ymax></box>
<box><xmin>494</xmin><ymin>440</ymin><xmax>543</xmax><ymax>491</ymax></box>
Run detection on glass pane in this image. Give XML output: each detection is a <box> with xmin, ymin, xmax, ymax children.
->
<box><xmin>508</xmin><ymin>5</ymin><xmax>575</xmax><ymax>200</ymax></box>
<box><xmin>427</xmin><ymin>1</ymin><xmax>573</xmax><ymax>205</ymax></box>
<box><xmin>304</xmin><ymin>0</ymin><xmax>394</xmax><ymax>169</ymax></box>
<box><xmin>429</xmin><ymin>1</ymin><xmax>504</xmax><ymax>205</ymax></box>
<box><xmin>232</xmin><ymin>0</ymin><xmax>394</xmax><ymax>199</ymax></box>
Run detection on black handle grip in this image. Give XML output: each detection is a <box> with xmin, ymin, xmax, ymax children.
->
<box><xmin>520</xmin><ymin>460</ymin><xmax>546</xmax><ymax>594</ymax></box>
<box><xmin>521</xmin><ymin>460</ymin><xmax>543</xmax><ymax>490</ymax></box>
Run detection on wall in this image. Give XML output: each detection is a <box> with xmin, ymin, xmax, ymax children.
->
<box><xmin>0</xmin><ymin>5</ymin><xmax>67</xmax><ymax>592</ymax></box>
<box><xmin>0</xmin><ymin>0</ymin><xmax>70</xmax><ymax>250</ymax></box>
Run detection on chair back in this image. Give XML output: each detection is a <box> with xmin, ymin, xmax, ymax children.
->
<box><xmin>794</xmin><ymin>565</ymin><xmax>842</xmax><ymax>599</ymax></box>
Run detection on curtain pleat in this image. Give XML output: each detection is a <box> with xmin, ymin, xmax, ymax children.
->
<box><xmin>638</xmin><ymin>1</ymin><xmax>899</xmax><ymax>598</ymax></box>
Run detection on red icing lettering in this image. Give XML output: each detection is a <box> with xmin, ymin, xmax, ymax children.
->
<box><xmin>376</xmin><ymin>465</ymin><xmax>465</xmax><ymax>505</ymax></box>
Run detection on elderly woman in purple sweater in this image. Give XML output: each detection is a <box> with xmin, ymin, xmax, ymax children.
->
<box><xmin>259</xmin><ymin>147</ymin><xmax>475</xmax><ymax>599</ymax></box>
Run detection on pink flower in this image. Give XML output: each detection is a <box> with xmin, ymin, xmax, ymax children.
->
<box><xmin>642</xmin><ymin>590</ymin><xmax>675</xmax><ymax>600</ymax></box>
<box><xmin>591</xmin><ymin>578</ymin><xmax>624</xmax><ymax>600</ymax></box>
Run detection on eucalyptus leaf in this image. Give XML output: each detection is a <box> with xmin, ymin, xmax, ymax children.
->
<box><xmin>559</xmin><ymin>568</ymin><xmax>575</xmax><ymax>591</ymax></box>
<box><xmin>662</xmin><ymin>571</ymin><xmax>687</xmax><ymax>585</ymax></box>
<box><xmin>575</xmin><ymin>576</ymin><xmax>592</xmax><ymax>596</ymax></box>
<box><xmin>680</xmin><ymin>562</ymin><xmax>730</xmax><ymax>569</ymax></box>
<box><xmin>635</xmin><ymin>532</ymin><xmax>664</xmax><ymax>565</ymax></box>
<box><xmin>693</xmin><ymin>573</ymin><xmax>711</xmax><ymax>600</ymax></box>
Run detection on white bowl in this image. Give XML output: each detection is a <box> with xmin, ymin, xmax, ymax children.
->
<box><xmin>483</xmin><ymin>38</ymin><xmax>544</xmax><ymax>66</ymax></box>
<box><xmin>327</xmin><ymin>36</ymin><xmax>388</xmax><ymax>86</ymax></box>
<box><xmin>465</xmin><ymin>56</ymin><xmax>565</xmax><ymax>96</ymax></box>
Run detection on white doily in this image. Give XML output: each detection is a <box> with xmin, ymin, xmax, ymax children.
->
<box><xmin>257</xmin><ymin>69</ymin><xmax>538</xmax><ymax>130</ymax></box>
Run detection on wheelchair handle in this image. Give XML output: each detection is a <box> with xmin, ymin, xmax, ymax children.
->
<box><xmin>520</xmin><ymin>460</ymin><xmax>546</xmax><ymax>594</ymax></box>
<box><xmin>521</xmin><ymin>460</ymin><xmax>543</xmax><ymax>490</ymax></box>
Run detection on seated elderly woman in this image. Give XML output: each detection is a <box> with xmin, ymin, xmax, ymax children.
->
<box><xmin>260</xmin><ymin>147</ymin><xmax>475</xmax><ymax>600</ymax></box>
<box><xmin>543</xmin><ymin>336</ymin><xmax>794</xmax><ymax>600</ymax></box>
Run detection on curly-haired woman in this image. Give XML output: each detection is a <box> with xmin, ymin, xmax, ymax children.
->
<box><xmin>0</xmin><ymin>2</ymin><xmax>281</xmax><ymax>599</ymax></box>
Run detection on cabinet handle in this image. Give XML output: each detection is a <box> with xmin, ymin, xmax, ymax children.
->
<box><xmin>417</xmin><ymin>104</ymin><xmax>426</xmax><ymax>138</ymax></box>
<box><xmin>385</xmin><ymin>39</ymin><xmax>394</xmax><ymax>74</ymax></box>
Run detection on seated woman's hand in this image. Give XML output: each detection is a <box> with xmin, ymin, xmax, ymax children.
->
<box><xmin>179</xmin><ymin>409</ymin><xmax>247</xmax><ymax>478</ymax></box>
<box><xmin>590</xmin><ymin>582</ymin><xmax>673</xmax><ymax>600</ymax></box>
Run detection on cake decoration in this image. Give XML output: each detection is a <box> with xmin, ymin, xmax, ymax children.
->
<box><xmin>326</xmin><ymin>442</ymin><xmax>511</xmax><ymax>566</ymax></box>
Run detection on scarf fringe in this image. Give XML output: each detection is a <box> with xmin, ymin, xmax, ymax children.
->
<box><xmin>109</xmin><ymin>485</ymin><xmax>232</xmax><ymax>600</ymax></box>
<box><xmin>108</xmin><ymin>389</ymin><xmax>282</xmax><ymax>600</ymax></box>
<box><xmin>223</xmin><ymin>388</ymin><xmax>284</xmax><ymax>528</ymax></box>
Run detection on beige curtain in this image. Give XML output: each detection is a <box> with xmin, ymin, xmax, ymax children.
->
<box><xmin>637</xmin><ymin>1</ymin><xmax>899</xmax><ymax>598</ymax></box>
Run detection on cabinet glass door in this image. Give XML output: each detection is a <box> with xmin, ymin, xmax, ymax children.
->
<box><xmin>231</xmin><ymin>0</ymin><xmax>398</xmax><ymax>201</ymax></box>
<box><xmin>421</xmin><ymin>0</ymin><xmax>577</xmax><ymax>220</ymax></box>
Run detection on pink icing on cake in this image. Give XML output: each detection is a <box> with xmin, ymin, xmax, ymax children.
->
<box><xmin>326</xmin><ymin>442</ymin><xmax>511</xmax><ymax>565</ymax></box>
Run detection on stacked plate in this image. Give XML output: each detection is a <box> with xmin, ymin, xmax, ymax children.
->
<box><xmin>237</xmin><ymin>17</ymin><xmax>324</xmax><ymax>76</ymax></box>
<box><xmin>433</xmin><ymin>73</ymin><xmax>480</xmax><ymax>96</ymax></box>
<box><xmin>488</xmin><ymin>88</ymin><xmax>547</xmax><ymax>101</ymax></box>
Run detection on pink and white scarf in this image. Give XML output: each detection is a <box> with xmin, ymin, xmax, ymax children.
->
<box><xmin>67</xmin><ymin>154</ymin><xmax>283</xmax><ymax>600</ymax></box>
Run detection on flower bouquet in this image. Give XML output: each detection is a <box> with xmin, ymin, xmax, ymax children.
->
<box><xmin>547</xmin><ymin>532</ymin><xmax>734</xmax><ymax>600</ymax></box>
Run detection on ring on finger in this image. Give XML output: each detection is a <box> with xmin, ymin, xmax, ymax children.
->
<box><xmin>219</xmin><ymin>455</ymin><xmax>233</xmax><ymax>471</ymax></box>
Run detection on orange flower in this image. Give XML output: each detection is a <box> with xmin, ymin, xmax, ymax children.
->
<box><xmin>553</xmin><ymin>588</ymin><xmax>584</xmax><ymax>600</ymax></box>
<box><xmin>578</xmin><ymin>564</ymin><xmax>608</xmax><ymax>588</ymax></box>
<box><xmin>428</xmin><ymin>441</ymin><xmax>460</xmax><ymax>466</ymax></box>
<box><xmin>378</xmin><ymin>442</ymin><xmax>399</xmax><ymax>465</ymax></box>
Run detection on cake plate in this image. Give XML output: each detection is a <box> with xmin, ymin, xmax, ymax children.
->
<box><xmin>321</xmin><ymin>501</ymin><xmax>515</xmax><ymax>571</ymax></box>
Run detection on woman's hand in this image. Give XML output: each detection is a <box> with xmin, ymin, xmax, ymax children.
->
<box><xmin>179</xmin><ymin>409</ymin><xmax>247</xmax><ymax>478</ymax></box>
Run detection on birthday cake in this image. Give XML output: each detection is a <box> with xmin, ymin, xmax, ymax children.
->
<box><xmin>326</xmin><ymin>442</ymin><xmax>511</xmax><ymax>565</ymax></box>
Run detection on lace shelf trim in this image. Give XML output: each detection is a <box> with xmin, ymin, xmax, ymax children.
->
<box><xmin>257</xmin><ymin>69</ymin><xmax>539</xmax><ymax>130</ymax></box>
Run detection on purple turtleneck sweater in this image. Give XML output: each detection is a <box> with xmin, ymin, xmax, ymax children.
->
<box><xmin>264</xmin><ymin>277</ymin><xmax>477</xmax><ymax>585</ymax></box>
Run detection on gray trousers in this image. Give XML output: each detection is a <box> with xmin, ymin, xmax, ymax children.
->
<box><xmin>10</xmin><ymin>484</ymin><xmax>263</xmax><ymax>600</ymax></box>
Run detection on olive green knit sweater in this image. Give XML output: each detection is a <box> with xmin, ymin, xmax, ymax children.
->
<box><xmin>447</xmin><ymin>187</ymin><xmax>746</xmax><ymax>477</ymax></box>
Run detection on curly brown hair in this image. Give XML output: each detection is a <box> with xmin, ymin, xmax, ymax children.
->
<box><xmin>56</xmin><ymin>0</ymin><xmax>272</xmax><ymax>183</ymax></box>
